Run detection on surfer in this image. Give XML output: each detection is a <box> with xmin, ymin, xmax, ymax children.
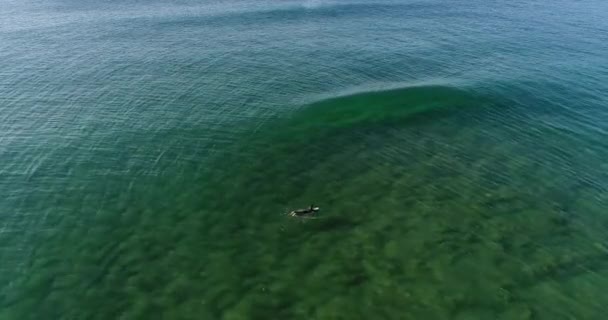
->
<box><xmin>289</xmin><ymin>204</ymin><xmax>320</xmax><ymax>218</ymax></box>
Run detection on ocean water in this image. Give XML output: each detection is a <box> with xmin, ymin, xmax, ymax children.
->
<box><xmin>1</xmin><ymin>0</ymin><xmax>608</xmax><ymax>318</ymax></box>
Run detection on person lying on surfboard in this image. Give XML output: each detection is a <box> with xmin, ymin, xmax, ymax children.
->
<box><xmin>289</xmin><ymin>204</ymin><xmax>320</xmax><ymax>217</ymax></box>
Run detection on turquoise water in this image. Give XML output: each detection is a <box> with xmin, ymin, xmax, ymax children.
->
<box><xmin>2</xmin><ymin>0</ymin><xmax>608</xmax><ymax>318</ymax></box>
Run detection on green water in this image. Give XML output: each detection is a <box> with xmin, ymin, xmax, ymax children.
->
<box><xmin>2</xmin><ymin>0</ymin><xmax>608</xmax><ymax>319</ymax></box>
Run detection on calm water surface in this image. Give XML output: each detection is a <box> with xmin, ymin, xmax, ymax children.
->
<box><xmin>1</xmin><ymin>0</ymin><xmax>608</xmax><ymax>319</ymax></box>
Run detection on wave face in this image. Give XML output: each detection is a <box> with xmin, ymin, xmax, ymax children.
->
<box><xmin>2</xmin><ymin>0</ymin><xmax>608</xmax><ymax>319</ymax></box>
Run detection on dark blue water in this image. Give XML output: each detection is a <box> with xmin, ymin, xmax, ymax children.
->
<box><xmin>2</xmin><ymin>0</ymin><xmax>608</xmax><ymax>318</ymax></box>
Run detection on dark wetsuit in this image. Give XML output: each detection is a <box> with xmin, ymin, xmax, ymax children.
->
<box><xmin>292</xmin><ymin>205</ymin><xmax>318</xmax><ymax>216</ymax></box>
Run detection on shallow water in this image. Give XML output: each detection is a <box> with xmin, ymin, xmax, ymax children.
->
<box><xmin>1</xmin><ymin>0</ymin><xmax>608</xmax><ymax>319</ymax></box>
